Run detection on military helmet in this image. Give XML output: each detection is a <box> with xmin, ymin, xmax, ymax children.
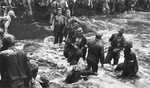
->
<box><xmin>3</xmin><ymin>34</ymin><xmax>16</xmax><ymax>46</ymax></box>
<box><xmin>125</xmin><ymin>41</ymin><xmax>133</xmax><ymax>48</ymax></box>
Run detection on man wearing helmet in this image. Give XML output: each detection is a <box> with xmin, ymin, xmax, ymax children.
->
<box><xmin>53</xmin><ymin>8</ymin><xmax>65</xmax><ymax>45</ymax></box>
<box><xmin>85</xmin><ymin>33</ymin><xmax>104</xmax><ymax>73</ymax></box>
<box><xmin>104</xmin><ymin>27</ymin><xmax>126</xmax><ymax>65</ymax></box>
<box><xmin>115</xmin><ymin>41</ymin><xmax>138</xmax><ymax>78</ymax></box>
<box><xmin>0</xmin><ymin>34</ymin><xmax>32</xmax><ymax>88</ymax></box>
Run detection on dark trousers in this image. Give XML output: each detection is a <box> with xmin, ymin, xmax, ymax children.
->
<box><xmin>86</xmin><ymin>55</ymin><xmax>99</xmax><ymax>72</ymax></box>
<box><xmin>104</xmin><ymin>47</ymin><xmax>120</xmax><ymax>65</ymax></box>
<box><xmin>82</xmin><ymin>46</ymin><xmax>87</xmax><ymax>61</ymax></box>
<box><xmin>68</xmin><ymin>47</ymin><xmax>83</xmax><ymax>65</ymax></box>
<box><xmin>53</xmin><ymin>26</ymin><xmax>63</xmax><ymax>44</ymax></box>
<box><xmin>32</xmin><ymin>69</ymin><xmax>38</xmax><ymax>79</ymax></box>
<box><xmin>125</xmin><ymin>3</ymin><xmax>131</xmax><ymax>11</ymax></box>
<box><xmin>115</xmin><ymin>62</ymin><xmax>138</xmax><ymax>77</ymax></box>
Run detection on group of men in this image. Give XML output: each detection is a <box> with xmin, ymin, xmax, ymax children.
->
<box><xmin>49</xmin><ymin>1</ymin><xmax>139</xmax><ymax>82</ymax></box>
<box><xmin>63</xmin><ymin>25</ymin><xmax>139</xmax><ymax>83</ymax></box>
<box><xmin>0</xmin><ymin>0</ymin><xmax>140</xmax><ymax>87</ymax></box>
<box><xmin>51</xmin><ymin>6</ymin><xmax>73</xmax><ymax>45</ymax></box>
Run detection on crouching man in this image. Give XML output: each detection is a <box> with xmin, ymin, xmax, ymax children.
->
<box><xmin>65</xmin><ymin>65</ymin><xmax>97</xmax><ymax>84</ymax></box>
<box><xmin>115</xmin><ymin>41</ymin><xmax>139</xmax><ymax>78</ymax></box>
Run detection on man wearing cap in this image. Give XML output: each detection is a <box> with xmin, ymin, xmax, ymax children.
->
<box><xmin>0</xmin><ymin>34</ymin><xmax>32</xmax><ymax>88</ymax></box>
<box><xmin>85</xmin><ymin>33</ymin><xmax>104</xmax><ymax>73</ymax></box>
<box><xmin>104</xmin><ymin>27</ymin><xmax>126</xmax><ymax>65</ymax></box>
<box><xmin>115</xmin><ymin>41</ymin><xmax>138</xmax><ymax>78</ymax></box>
<box><xmin>53</xmin><ymin>8</ymin><xmax>65</xmax><ymax>45</ymax></box>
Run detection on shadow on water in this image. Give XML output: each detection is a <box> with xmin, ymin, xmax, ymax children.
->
<box><xmin>9</xmin><ymin>19</ymin><xmax>53</xmax><ymax>40</ymax></box>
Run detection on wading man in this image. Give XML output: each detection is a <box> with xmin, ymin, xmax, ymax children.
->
<box><xmin>104</xmin><ymin>27</ymin><xmax>126</xmax><ymax>65</ymax></box>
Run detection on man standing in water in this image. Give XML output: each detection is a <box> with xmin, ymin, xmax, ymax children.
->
<box><xmin>53</xmin><ymin>8</ymin><xmax>65</xmax><ymax>45</ymax></box>
<box><xmin>104</xmin><ymin>27</ymin><xmax>126</xmax><ymax>65</ymax></box>
<box><xmin>86</xmin><ymin>33</ymin><xmax>104</xmax><ymax>73</ymax></box>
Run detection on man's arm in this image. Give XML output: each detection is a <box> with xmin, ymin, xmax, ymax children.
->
<box><xmin>99</xmin><ymin>46</ymin><xmax>104</xmax><ymax>67</ymax></box>
<box><xmin>132</xmin><ymin>52</ymin><xmax>138</xmax><ymax>66</ymax></box>
<box><xmin>120</xmin><ymin>36</ymin><xmax>126</xmax><ymax>50</ymax></box>
<box><xmin>22</xmin><ymin>51</ymin><xmax>32</xmax><ymax>80</ymax></box>
<box><xmin>82</xmin><ymin>37</ymin><xmax>87</xmax><ymax>47</ymax></box>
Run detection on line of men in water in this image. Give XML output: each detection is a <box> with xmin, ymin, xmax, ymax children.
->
<box><xmin>49</xmin><ymin>6</ymin><xmax>139</xmax><ymax>83</ymax></box>
<box><xmin>63</xmin><ymin>27</ymin><xmax>139</xmax><ymax>84</ymax></box>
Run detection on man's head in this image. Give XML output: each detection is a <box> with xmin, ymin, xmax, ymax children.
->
<box><xmin>57</xmin><ymin>8</ymin><xmax>62</xmax><ymax>15</ymax></box>
<box><xmin>124</xmin><ymin>41</ymin><xmax>133</xmax><ymax>49</ymax></box>
<box><xmin>72</xmin><ymin>21</ymin><xmax>79</xmax><ymax>29</ymax></box>
<box><xmin>95</xmin><ymin>33</ymin><xmax>103</xmax><ymax>40</ymax></box>
<box><xmin>77</xmin><ymin>27</ymin><xmax>83</xmax><ymax>37</ymax></box>
<box><xmin>66</xmin><ymin>9</ymin><xmax>71</xmax><ymax>17</ymax></box>
<box><xmin>118</xmin><ymin>27</ymin><xmax>125</xmax><ymax>35</ymax></box>
<box><xmin>3</xmin><ymin>34</ymin><xmax>15</xmax><ymax>49</ymax></box>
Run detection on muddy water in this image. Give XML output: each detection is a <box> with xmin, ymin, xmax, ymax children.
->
<box><xmin>14</xmin><ymin>12</ymin><xmax>150</xmax><ymax>88</ymax></box>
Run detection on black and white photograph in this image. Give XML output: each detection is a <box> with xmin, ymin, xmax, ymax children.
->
<box><xmin>0</xmin><ymin>0</ymin><xmax>150</xmax><ymax>88</ymax></box>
